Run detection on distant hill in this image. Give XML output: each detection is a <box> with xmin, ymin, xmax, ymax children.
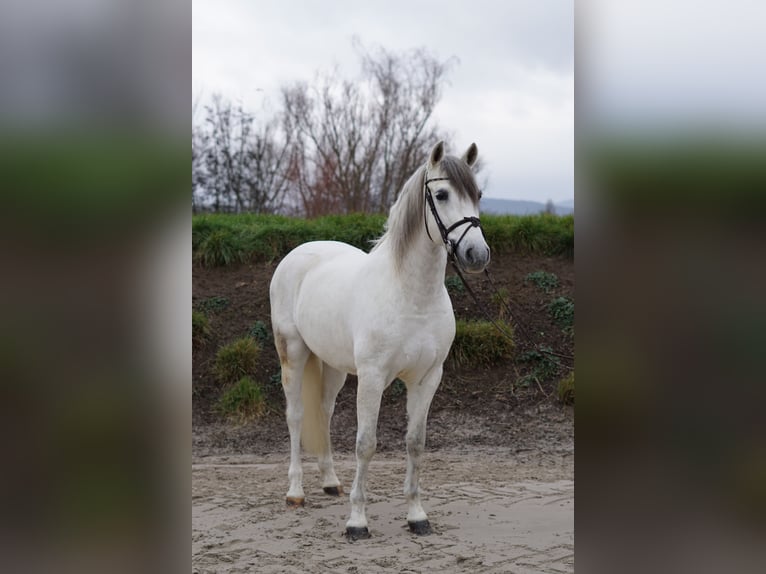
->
<box><xmin>480</xmin><ymin>197</ymin><xmax>574</xmax><ymax>216</ymax></box>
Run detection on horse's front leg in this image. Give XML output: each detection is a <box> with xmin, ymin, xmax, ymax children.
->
<box><xmin>345</xmin><ymin>369</ymin><xmax>385</xmax><ymax>540</ymax></box>
<box><xmin>404</xmin><ymin>365</ymin><xmax>442</xmax><ymax>535</ymax></box>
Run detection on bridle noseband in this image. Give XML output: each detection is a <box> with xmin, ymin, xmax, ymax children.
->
<box><xmin>423</xmin><ymin>173</ymin><xmax>483</xmax><ymax>259</ymax></box>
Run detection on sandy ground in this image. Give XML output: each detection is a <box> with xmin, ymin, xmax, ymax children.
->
<box><xmin>193</xmin><ymin>446</ymin><xmax>573</xmax><ymax>573</ymax></box>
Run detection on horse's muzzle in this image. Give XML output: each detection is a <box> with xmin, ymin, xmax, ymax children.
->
<box><xmin>456</xmin><ymin>244</ymin><xmax>490</xmax><ymax>273</ymax></box>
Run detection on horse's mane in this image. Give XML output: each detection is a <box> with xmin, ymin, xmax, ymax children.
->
<box><xmin>372</xmin><ymin>156</ymin><xmax>480</xmax><ymax>268</ymax></box>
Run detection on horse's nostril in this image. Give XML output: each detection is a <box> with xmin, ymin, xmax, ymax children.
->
<box><xmin>466</xmin><ymin>247</ymin><xmax>474</xmax><ymax>262</ymax></box>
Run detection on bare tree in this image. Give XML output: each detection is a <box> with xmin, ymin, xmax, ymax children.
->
<box><xmin>282</xmin><ymin>44</ymin><xmax>459</xmax><ymax>216</ymax></box>
<box><xmin>360</xmin><ymin>43</ymin><xmax>457</xmax><ymax>211</ymax></box>
<box><xmin>543</xmin><ymin>199</ymin><xmax>557</xmax><ymax>215</ymax></box>
<box><xmin>244</xmin><ymin>115</ymin><xmax>293</xmax><ymax>213</ymax></box>
<box><xmin>191</xmin><ymin>44</ymin><xmax>475</xmax><ymax>216</ymax></box>
<box><xmin>282</xmin><ymin>73</ymin><xmax>375</xmax><ymax>216</ymax></box>
<box><xmin>192</xmin><ymin>124</ymin><xmax>205</xmax><ymax>212</ymax></box>
<box><xmin>194</xmin><ymin>94</ymin><xmax>292</xmax><ymax>213</ymax></box>
<box><xmin>198</xmin><ymin>95</ymin><xmax>245</xmax><ymax>212</ymax></box>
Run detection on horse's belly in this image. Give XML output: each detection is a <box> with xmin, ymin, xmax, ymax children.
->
<box><xmin>300</xmin><ymin>322</ymin><xmax>357</xmax><ymax>374</ymax></box>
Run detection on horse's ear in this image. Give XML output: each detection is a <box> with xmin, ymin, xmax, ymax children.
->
<box><xmin>429</xmin><ymin>141</ymin><xmax>445</xmax><ymax>167</ymax></box>
<box><xmin>461</xmin><ymin>143</ymin><xmax>478</xmax><ymax>167</ymax></box>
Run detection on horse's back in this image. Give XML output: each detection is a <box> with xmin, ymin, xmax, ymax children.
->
<box><xmin>282</xmin><ymin>240</ymin><xmax>365</xmax><ymax>261</ymax></box>
<box><xmin>272</xmin><ymin>241</ymin><xmax>365</xmax><ymax>288</ymax></box>
<box><xmin>270</xmin><ymin>240</ymin><xmax>366</xmax><ymax>326</ymax></box>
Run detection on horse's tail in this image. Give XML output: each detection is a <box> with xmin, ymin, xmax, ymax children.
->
<box><xmin>300</xmin><ymin>353</ymin><xmax>328</xmax><ymax>456</ymax></box>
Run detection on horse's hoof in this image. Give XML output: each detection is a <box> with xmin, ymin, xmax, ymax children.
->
<box><xmin>323</xmin><ymin>485</ymin><xmax>343</xmax><ymax>496</ymax></box>
<box><xmin>285</xmin><ymin>496</ymin><xmax>305</xmax><ymax>508</ymax></box>
<box><xmin>408</xmin><ymin>520</ymin><xmax>432</xmax><ymax>535</ymax></box>
<box><xmin>344</xmin><ymin>526</ymin><xmax>371</xmax><ymax>541</ymax></box>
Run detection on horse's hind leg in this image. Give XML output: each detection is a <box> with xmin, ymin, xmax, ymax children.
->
<box><xmin>318</xmin><ymin>363</ymin><xmax>346</xmax><ymax>496</ymax></box>
<box><xmin>275</xmin><ymin>332</ymin><xmax>311</xmax><ymax>508</ymax></box>
<box><xmin>403</xmin><ymin>365</ymin><xmax>442</xmax><ymax>535</ymax></box>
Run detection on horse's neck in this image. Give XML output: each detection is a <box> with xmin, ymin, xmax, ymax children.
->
<box><xmin>386</xmin><ymin>231</ymin><xmax>448</xmax><ymax>300</ymax></box>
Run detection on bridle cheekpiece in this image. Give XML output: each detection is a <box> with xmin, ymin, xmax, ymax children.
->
<box><xmin>423</xmin><ymin>171</ymin><xmax>482</xmax><ymax>260</ymax></box>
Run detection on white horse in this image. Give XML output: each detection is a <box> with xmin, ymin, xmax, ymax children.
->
<box><xmin>269</xmin><ymin>141</ymin><xmax>490</xmax><ymax>539</ymax></box>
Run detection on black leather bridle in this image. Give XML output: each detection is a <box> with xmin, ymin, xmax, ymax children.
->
<box><xmin>423</xmin><ymin>174</ymin><xmax>483</xmax><ymax>259</ymax></box>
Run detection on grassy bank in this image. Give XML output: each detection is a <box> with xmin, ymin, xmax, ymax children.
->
<box><xmin>192</xmin><ymin>212</ymin><xmax>574</xmax><ymax>266</ymax></box>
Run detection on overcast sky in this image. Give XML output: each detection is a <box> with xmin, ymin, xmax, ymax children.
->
<box><xmin>193</xmin><ymin>1</ymin><xmax>574</xmax><ymax>203</ymax></box>
<box><xmin>583</xmin><ymin>0</ymin><xmax>766</xmax><ymax>133</ymax></box>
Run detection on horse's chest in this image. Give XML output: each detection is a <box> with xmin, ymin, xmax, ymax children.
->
<box><xmin>384</xmin><ymin>314</ymin><xmax>453</xmax><ymax>367</ymax></box>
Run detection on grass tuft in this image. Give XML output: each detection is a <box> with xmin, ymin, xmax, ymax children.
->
<box><xmin>192</xmin><ymin>310</ymin><xmax>211</xmax><ymax>348</ymax></box>
<box><xmin>558</xmin><ymin>371</ymin><xmax>575</xmax><ymax>405</ymax></box>
<box><xmin>216</xmin><ymin>377</ymin><xmax>266</xmax><ymax>421</ymax></box>
<box><xmin>449</xmin><ymin>320</ymin><xmax>514</xmax><ymax>367</ymax></box>
<box><xmin>195</xmin><ymin>228</ymin><xmax>246</xmax><ymax>267</ymax></box>
<box><xmin>213</xmin><ymin>336</ymin><xmax>261</xmax><ymax>385</ymax></box>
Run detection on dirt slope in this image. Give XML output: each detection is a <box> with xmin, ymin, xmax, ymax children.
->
<box><xmin>193</xmin><ymin>250</ymin><xmax>572</xmax><ymax>455</ymax></box>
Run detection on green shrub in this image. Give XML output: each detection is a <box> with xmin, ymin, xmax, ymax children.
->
<box><xmin>248</xmin><ymin>320</ymin><xmax>272</xmax><ymax>346</ymax></box>
<box><xmin>192</xmin><ymin>310</ymin><xmax>210</xmax><ymax>348</ymax></box>
<box><xmin>217</xmin><ymin>377</ymin><xmax>266</xmax><ymax>421</ymax></box>
<box><xmin>524</xmin><ymin>270</ymin><xmax>559</xmax><ymax>293</ymax></box>
<box><xmin>449</xmin><ymin>320</ymin><xmax>514</xmax><ymax>367</ymax></box>
<box><xmin>197</xmin><ymin>296</ymin><xmax>229</xmax><ymax>314</ymax></box>
<box><xmin>548</xmin><ymin>296</ymin><xmax>574</xmax><ymax>328</ymax></box>
<box><xmin>517</xmin><ymin>346</ymin><xmax>560</xmax><ymax>388</ymax></box>
<box><xmin>213</xmin><ymin>336</ymin><xmax>261</xmax><ymax>385</ymax></box>
<box><xmin>558</xmin><ymin>371</ymin><xmax>575</xmax><ymax>404</ymax></box>
<box><xmin>387</xmin><ymin>378</ymin><xmax>406</xmax><ymax>398</ymax></box>
<box><xmin>444</xmin><ymin>275</ymin><xmax>465</xmax><ymax>294</ymax></box>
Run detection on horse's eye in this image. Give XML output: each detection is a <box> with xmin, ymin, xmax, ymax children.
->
<box><xmin>435</xmin><ymin>189</ymin><xmax>448</xmax><ymax>201</ymax></box>
<box><xmin>478</xmin><ymin>190</ymin><xmax>483</xmax><ymax>200</ymax></box>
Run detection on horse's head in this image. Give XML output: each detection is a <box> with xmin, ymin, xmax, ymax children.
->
<box><xmin>424</xmin><ymin>141</ymin><xmax>490</xmax><ymax>273</ymax></box>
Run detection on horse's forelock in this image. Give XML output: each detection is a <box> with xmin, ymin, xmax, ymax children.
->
<box><xmin>440</xmin><ymin>156</ymin><xmax>481</xmax><ymax>204</ymax></box>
